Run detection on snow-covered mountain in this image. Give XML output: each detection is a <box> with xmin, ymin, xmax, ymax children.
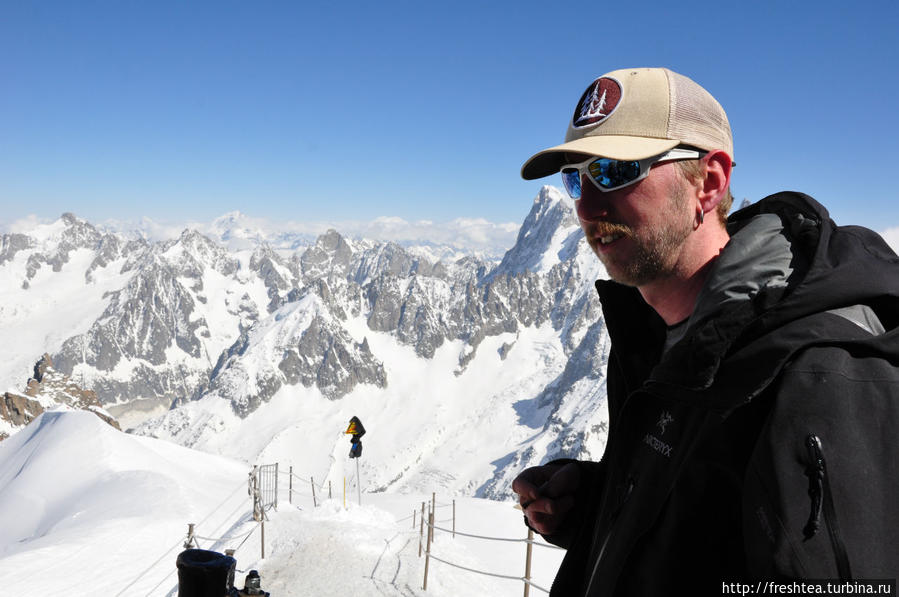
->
<box><xmin>0</xmin><ymin>187</ymin><xmax>611</xmax><ymax>499</ymax></box>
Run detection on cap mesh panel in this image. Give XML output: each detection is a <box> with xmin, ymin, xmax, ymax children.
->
<box><xmin>667</xmin><ymin>70</ymin><xmax>733</xmax><ymax>158</ymax></box>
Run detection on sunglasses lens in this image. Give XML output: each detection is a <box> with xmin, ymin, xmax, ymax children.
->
<box><xmin>588</xmin><ymin>158</ymin><xmax>641</xmax><ymax>190</ymax></box>
<box><xmin>560</xmin><ymin>168</ymin><xmax>581</xmax><ymax>199</ymax></box>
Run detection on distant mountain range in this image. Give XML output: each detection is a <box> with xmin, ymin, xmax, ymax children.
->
<box><xmin>1</xmin><ymin>187</ymin><xmax>612</xmax><ymax>499</ymax></box>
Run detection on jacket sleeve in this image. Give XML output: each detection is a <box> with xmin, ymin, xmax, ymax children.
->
<box><xmin>538</xmin><ymin>458</ymin><xmax>606</xmax><ymax>549</ymax></box>
<box><xmin>741</xmin><ymin>341</ymin><xmax>899</xmax><ymax>579</ymax></box>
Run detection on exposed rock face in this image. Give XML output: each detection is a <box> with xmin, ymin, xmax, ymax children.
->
<box><xmin>202</xmin><ymin>295</ymin><xmax>388</xmax><ymax>416</ymax></box>
<box><xmin>0</xmin><ymin>233</ymin><xmax>34</xmax><ymax>267</ymax></box>
<box><xmin>0</xmin><ymin>354</ymin><xmax>120</xmax><ymax>440</ymax></box>
<box><xmin>0</xmin><ymin>392</ymin><xmax>44</xmax><ymax>434</ymax></box>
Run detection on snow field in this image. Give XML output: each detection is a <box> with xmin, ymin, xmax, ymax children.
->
<box><xmin>0</xmin><ymin>410</ymin><xmax>563</xmax><ymax>596</ymax></box>
<box><xmin>0</xmin><ymin>411</ymin><xmax>249</xmax><ymax>594</ymax></box>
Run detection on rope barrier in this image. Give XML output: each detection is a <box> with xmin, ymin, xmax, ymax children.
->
<box><xmin>113</xmin><ymin>535</ymin><xmax>184</xmax><ymax>597</ymax></box>
<box><xmin>430</xmin><ymin>523</ymin><xmax>565</xmax><ymax>549</ymax></box>
<box><xmin>420</xmin><ymin>498</ymin><xmax>562</xmax><ymax>594</ymax></box>
<box><xmin>286</xmin><ymin>470</ymin><xmax>328</xmax><ymax>491</ymax></box>
<box><xmin>195</xmin><ymin>478</ymin><xmax>247</xmax><ymax>529</ymax></box>
<box><xmin>527</xmin><ymin>538</ymin><xmax>565</xmax><ymax>551</ymax></box>
<box><xmin>431</xmin><ymin>523</ymin><xmax>523</xmax><ymax>543</ymax></box>
<box><xmin>525</xmin><ymin>578</ymin><xmax>552</xmax><ymax>594</ymax></box>
<box><xmin>234</xmin><ymin>522</ymin><xmax>260</xmax><ymax>552</ymax></box>
<box><xmin>425</xmin><ymin>551</ymin><xmax>524</xmax><ymax>582</ymax></box>
<box><xmin>195</xmin><ymin>527</ymin><xmax>255</xmax><ymax>543</ymax></box>
<box><xmin>216</xmin><ymin>502</ymin><xmax>253</xmax><ymax>534</ymax></box>
<box><xmin>421</xmin><ymin>547</ymin><xmax>552</xmax><ymax>595</ymax></box>
<box><xmin>142</xmin><ymin>568</ymin><xmax>178</xmax><ymax>597</ymax></box>
<box><xmin>284</xmin><ymin>488</ymin><xmax>316</xmax><ymax>498</ymax></box>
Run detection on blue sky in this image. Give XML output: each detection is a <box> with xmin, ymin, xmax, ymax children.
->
<box><xmin>1</xmin><ymin>0</ymin><xmax>897</xmax><ymax>234</ymax></box>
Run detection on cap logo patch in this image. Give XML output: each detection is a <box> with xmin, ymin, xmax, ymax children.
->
<box><xmin>572</xmin><ymin>77</ymin><xmax>621</xmax><ymax>128</ymax></box>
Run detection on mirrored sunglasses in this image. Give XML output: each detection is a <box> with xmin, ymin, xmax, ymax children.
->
<box><xmin>559</xmin><ymin>147</ymin><xmax>707</xmax><ymax>199</ymax></box>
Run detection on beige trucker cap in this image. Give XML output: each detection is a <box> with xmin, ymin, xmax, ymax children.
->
<box><xmin>521</xmin><ymin>68</ymin><xmax>733</xmax><ymax>180</ymax></box>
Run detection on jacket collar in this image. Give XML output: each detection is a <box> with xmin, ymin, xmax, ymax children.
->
<box><xmin>598</xmin><ymin>193</ymin><xmax>828</xmax><ymax>410</ymax></box>
<box><xmin>599</xmin><ymin>191</ymin><xmax>899</xmax><ymax>412</ymax></box>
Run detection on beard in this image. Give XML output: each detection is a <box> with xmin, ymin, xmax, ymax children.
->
<box><xmin>596</xmin><ymin>182</ymin><xmax>694</xmax><ymax>287</ymax></box>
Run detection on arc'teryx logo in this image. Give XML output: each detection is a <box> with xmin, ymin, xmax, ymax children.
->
<box><xmin>644</xmin><ymin>434</ymin><xmax>673</xmax><ymax>458</ymax></box>
<box><xmin>644</xmin><ymin>410</ymin><xmax>675</xmax><ymax>458</ymax></box>
<box><xmin>657</xmin><ymin>411</ymin><xmax>673</xmax><ymax>435</ymax></box>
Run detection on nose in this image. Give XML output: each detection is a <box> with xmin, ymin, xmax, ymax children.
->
<box><xmin>575</xmin><ymin>175</ymin><xmax>609</xmax><ymax>222</ymax></box>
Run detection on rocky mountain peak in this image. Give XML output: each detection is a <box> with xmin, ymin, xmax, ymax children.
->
<box><xmin>164</xmin><ymin>228</ymin><xmax>239</xmax><ymax>278</ymax></box>
<box><xmin>301</xmin><ymin>229</ymin><xmax>354</xmax><ymax>278</ymax></box>
<box><xmin>58</xmin><ymin>212</ymin><xmax>103</xmax><ymax>248</ymax></box>
<box><xmin>1</xmin><ymin>354</ymin><xmax>120</xmax><ymax>441</ymax></box>
<box><xmin>316</xmin><ymin>229</ymin><xmax>352</xmax><ymax>255</ymax></box>
<box><xmin>492</xmin><ymin>185</ymin><xmax>579</xmax><ymax>277</ymax></box>
<box><xmin>32</xmin><ymin>353</ymin><xmax>52</xmax><ymax>382</ymax></box>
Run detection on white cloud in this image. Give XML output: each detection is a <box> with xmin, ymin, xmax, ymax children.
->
<box><xmin>0</xmin><ymin>214</ymin><xmax>55</xmax><ymax>235</ymax></box>
<box><xmin>880</xmin><ymin>227</ymin><xmax>899</xmax><ymax>255</ymax></box>
<box><xmin>78</xmin><ymin>212</ymin><xmax>521</xmax><ymax>258</ymax></box>
<box><xmin>98</xmin><ymin>216</ymin><xmax>199</xmax><ymax>242</ymax></box>
<box><xmin>341</xmin><ymin>216</ymin><xmax>516</xmax><ymax>248</ymax></box>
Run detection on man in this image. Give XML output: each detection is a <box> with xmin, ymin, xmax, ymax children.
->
<box><xmin>513</xmin><ymin>67</ymin><xmax>899</xmax><ymax>595</ymax></box>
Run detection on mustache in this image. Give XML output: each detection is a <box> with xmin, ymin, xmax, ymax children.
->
<box><xmin>589</xmin><ymin>221</ymin><xmax>632</xmax><ymax>238</ymax></box>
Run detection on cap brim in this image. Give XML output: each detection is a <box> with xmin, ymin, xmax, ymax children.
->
<box><xmin>520</xmin><ymin>136</ymin><xmax>680</xmax><ymax>180</ymax></box>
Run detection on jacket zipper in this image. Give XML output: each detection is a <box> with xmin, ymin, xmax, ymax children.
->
<box><xmin>803</xmin><ymin>434</ymin><xmax>852</xmax><ymax>580</ymax></box>
<box><xmin>585</xmin><ymin>476</ymin><xmax>635</xmax><ymax>593</ymax></box>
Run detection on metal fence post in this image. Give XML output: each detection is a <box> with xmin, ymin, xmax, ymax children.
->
<box><xmin>523</xmin><ymin>528</ymin><xmax>534</xmax><ymax>597</ymax></box>
<box><xmin>418</xmin><ymin>501</ymin><xmax>426</xmax><ymax>557</ymax></box>
<box><xmin>289</xmin><ymin>466</ymin><xmax>293</xmax><ymax>504</ymax></box>
<box><xmin>422</xmin><ymin>509</ymin><xmax>434</xmax><ymax>590</ymax></box>
<box><xmin>311</xmin><ymin>476</ymin><xmax>317</xmax><ymax>507</ymax></box>
<box><xmin>184</xmin><ymin>523</ymin><xmax>196</xmax><ymax>548</ymax></box>
<box><xmin>251</xmin><ymin>466</ymin><xmax>261</xmax><ymax>522</ymax></box>
<box><xmin>427</xmin><ymin>502</ymin><xmax>434</xmax><ymax>546</ymax></box>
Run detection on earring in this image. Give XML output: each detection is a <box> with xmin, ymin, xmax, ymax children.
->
<box><xmin>697</xmin><ymin>209</ymin><xmax>704</xmax><ymax>226</ymax></box>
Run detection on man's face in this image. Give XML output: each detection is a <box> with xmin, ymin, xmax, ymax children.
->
<box><xmin>575</xmin><ymin>161</ymin><xmax>695</xmax><ymax>287</ymax></box>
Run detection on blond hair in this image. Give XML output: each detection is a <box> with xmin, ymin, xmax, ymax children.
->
<box><xmin>676</xmin><ymin>159</ymin><xmax>733</xmax><ymax>224</ymax></box>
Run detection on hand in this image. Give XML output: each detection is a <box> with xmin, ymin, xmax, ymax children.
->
<box><xmin>512</xmin><ymin>462</ymin><xmax>580</xmax><ymax>536</ymax></box>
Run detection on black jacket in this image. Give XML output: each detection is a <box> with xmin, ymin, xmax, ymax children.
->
<box><xmin>548</xmin><ymin>193</ymin><xmax>899</xmax><ymax>596</ymax></box>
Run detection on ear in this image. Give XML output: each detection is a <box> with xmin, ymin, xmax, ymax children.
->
<box><xmin>697</xmin><ymin>150</ymin><xmax>732</xmax><ymax>215</ymax></box>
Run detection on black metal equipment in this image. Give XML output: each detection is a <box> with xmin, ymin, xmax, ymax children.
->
<box><xmin>176</xmin><ymin>549</ymin><xmax>270</xmax><ymax>596</ymax></box>
<box><xmin>176</xmin><ymin>549</ymin><xmax>236</xmax><ymax>597</ymax></box>
<box><xmin>239</xmin><ymin>569</ymin><xmax>270</xmax><ymax>596</ymax></box>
